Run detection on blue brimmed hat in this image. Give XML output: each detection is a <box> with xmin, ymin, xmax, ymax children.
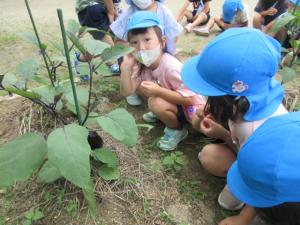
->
<box><xmin>124</xmin><ymin>11</ymin><xmax>164</xmax><ymax>40</ymax></box>
<box><xmin>125</xmin><ymin>0</ymin><xmax>165</xmax><ymax>5</ymax></box>
<box><xmin>289</xmin><ymin>0</ymin><xmax>300</xmax><ymax>6</ymax></box>
<box><xmin>181</xmin><ymin>28</ymin><xmax>283</xmax><ymax>121</ymax></box>
<box><xmin>227</xmin><ymin>112</ymin><xmax>300</xmax><ymax>207</ymax></box>
<box><xmin>223</xmin><ymin>0</ymin><xmax>245</xmax><ymax>23</ymax></box>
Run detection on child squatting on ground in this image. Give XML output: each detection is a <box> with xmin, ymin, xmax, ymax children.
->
<box><xmin>194</xmin><ymin>0</ymin><xmax>249</xmax><ymax>36</ymax></box>
<box><xmin>182</xmin><ymin>28</ymin><xmax>300</xmax><ymax>225</ymax></box>
<box><xmin>111</xmin><ymin>0</ymin><xmax>183</xmax><ymax>107</ymax></box>
<box><xmin>120</xmin><ymin>11</ymin><xmax>205</xmax><ymax>151</ymax></box>
<box><xmin>176</xmin><ymin>0</ymin><xmax>211</xmax><ymax>33</ymax></box>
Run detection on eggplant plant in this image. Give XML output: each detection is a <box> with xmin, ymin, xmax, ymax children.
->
<box><xmin>270</xmin><ymin>0</ymin><xmax>300</xmax><ymax>84</ymax></box>
<box><xmin>0</xmin><ymin>0</ymin><xmax>137</xmax><ymax>218</ymax></box>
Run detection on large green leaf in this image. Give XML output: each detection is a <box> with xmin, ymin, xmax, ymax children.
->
<box><xmin>97</xmin><ymin>108</ymin><xmax>138</xmax><ymax>146</ymax></box>
<box><xmin>280</xmin><ymin>67</ymin><xmax>297</xmax><ymax>83</ymax></box>
<box><xmin>32</xmin><ymin>85</ymin><xmax>58</xmax><ymax>105</ymax></box>
<box><xmin>83</xmin><ymin>39</ymin><xmax>110</xmax><ymax>56</ymax></box>
<box><xmin>65</xmin><ymin>86</ymin><xmax>89</xmax><ymax>107</ymax></box>
<box><xmin>82</xmin><ymin>180</ymin><xmax>97</xmax><ymax>218</ymax></box>
<box><xmin>2</xmin><ymin>72</ymin><xmax>25</xmax><ymax>89</ymax></box>
<box><xmin>0</xmin><ymin>133</ymin><xmax>47</xmax><ymax>187</ymax></box>
<box><xmin>270</xmin><ymin>13</ymin><xmax>295</xmax><ymax>33</ymax></box>
<box><xmin>37</xmin><ymin>160</ymin><xmax>62</xmax><ymax>183</ymax></box>
<box><xmin>98</xmin><ymin>164</ymin><xmax>120</xmax><ymax>181</ymax></box>
<box><xmin>32</xmin><ymin>75</ymin><xmax>50</xmax><ymax>86</ymax></box>
<box><xmin>17</xmin><ymin>32</ymin><xmax>38</xmax><ymax>46</ymax></box>
<box><xmin>47</xmin><ymin>124</ymin><xmax>91</xmax><ymax>189</ymax></box>
<box><xmin>67</xmin><ymin>31</ymin><xmax>86</xmax><ymax>54</ymax></box>
<box><xmin>100</xmin><ymin>44</ymin><xmax>134</xmax><ymax>63</ymax></box>
<box><xmin>67</xmin><ymin>19</ymin><xmax>80</xmax><ymax>36</ymax></box>
<box><xmin>91</xmin><ymin>148</ymin><xmax>118</xmax><ymax>167</ymax></box>
<box><xmin>16</xmin><ymin>59</ymin><xmax>39</xmax><ymax>81</ymax></box>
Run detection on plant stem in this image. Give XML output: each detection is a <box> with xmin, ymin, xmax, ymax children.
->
<box><xmin>82</xmin><ymin>62</ymin><xmax>94</xmax><ymax>125</ymax></box>
<box><xmin>24</xmin><ymin>0</ymin><xmax>55</xmax><ymax>87</ymax></box>
<box><xmin>57</xmin><ymin>9</ymin><xmax>83</xmax><ymax>125</ymax></box>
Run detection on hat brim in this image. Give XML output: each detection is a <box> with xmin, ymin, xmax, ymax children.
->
<box><xmin>181</xmin><ymin>54</ymin><xmax>226</xmax><ymax>96</ymax></box>
<box><xmin>227</xmin><ymin>161</ymin><xmax>283</xmax><ymax>208</ymax></box>
<box><xmin>124</xmin><ymin>23</ymin><xmax>163</xmax><ymax>40</ymax></box>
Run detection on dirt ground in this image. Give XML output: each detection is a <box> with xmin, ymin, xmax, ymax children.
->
<box><xmin>0</xmin><ymin>0</ymin><xmax>289</xmax><ymax>225</ymax></box>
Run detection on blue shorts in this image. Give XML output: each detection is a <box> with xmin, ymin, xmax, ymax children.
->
<box><xmin>78</xmin><ymin>3</ymin><xmax>110</xmax><ymax>40</ymax></box>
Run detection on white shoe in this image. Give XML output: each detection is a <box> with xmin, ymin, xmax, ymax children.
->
<box><xmin>157</xmin><ymin>127</ymin><xmax>188</xmax><ymax>151</ymax></box>
<box><xmin>193</xmin><ymin>26</ymin><xmax>210</xmax><ymax>36</ymax></box>
<box><xmin>126</xmin><ymin>93</ymin><xmax>142</xmax><ymax>106</ymax></box>
<box><xmin>218</xmin><ymin>185</ymin><xmax>244</xmax><ymax>211</ymax></box>
<box><xmin>184</xmin><ymin>23</ymin><xmax>193</xmax><ymax>33</ymax></box>
<box><xmin>142</xmin><ymin>112</ymin><xmax>158</xmax><ymax>123</ymax></box>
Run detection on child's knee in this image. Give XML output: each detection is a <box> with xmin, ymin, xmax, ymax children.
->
<box><xmin>198</xmin><ymin>144</ymin><xmax>215</xmax><ymax>168</ymax></box>
<box><xmin>148</xmin><ymin>97</ymin><xmax>164</xmax><ymax>113</ymax></box>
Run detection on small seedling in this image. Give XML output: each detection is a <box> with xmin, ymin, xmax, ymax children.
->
<box><xmin>23</xmin><ymin>208</ymin><xmax>44</xmax><ymax>225</ymax></box>
<box><xmin>66</xmin><ymin>200</ymin><xmax>78</xmax><ymax>217</ymax></box>
<box><xmin>162</xmin><ymin>151</ymin><xmax>186</xmax><ymax>172</ymax></box>
<box><xmin>142</xmin><ymin>198</ymin><xmax>150</xmax><ymax>214</ymax></box>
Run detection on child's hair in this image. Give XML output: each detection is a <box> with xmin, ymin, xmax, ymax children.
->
<box><xmin>204</xmin><ymin>95</ymin><xmax>249</xmax><ymax>127</ymax></box>
<box><xmin>127</xmin><ymin>26</ymin><xmax>164</xmax><ymax>43</ymax></box>
<box><xmin>256</xmin><ymin>202</ymin><xmax>300</xmax><ymax>225</ymax></box>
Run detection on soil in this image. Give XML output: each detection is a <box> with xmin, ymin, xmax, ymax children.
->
<box><xmin>0</xmin><ymin>1</ymin><xmax>294</xmax><ymax>225</ymax></box>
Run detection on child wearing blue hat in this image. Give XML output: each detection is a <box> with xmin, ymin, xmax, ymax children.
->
<box><xmin>193</xmin><ymin>0</ymin><xmax>248</xmax><ymax>36</ymax></box>
<box><xmin>182</xmin><ymin>28</ymin><xmax>300</xmax><ymax>224</ymax></box>
<box><xmin>110</xmin><ymin>0</ymin><xmax>182</xmax><ymax>55</ymax></box>
<box><xmin>176</xmin><ymin>0</ymin><xmax>211</xmax><ymax>33</ymax></box>
<box><xmin>110</xmin><ymin>0</ymin><xmax>183</xmax><ymax>107</ymax></box>
<box><xmin>120</xmin><ymin>11</ymin><xmax>205</xmax><ymax>151</ymax></box>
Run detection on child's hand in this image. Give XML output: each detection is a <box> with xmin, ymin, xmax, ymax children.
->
<box><xmin>140</xmin><ymin>81</ymin><xmax>161</xmax><ymax>97</ymax></box>
<box><xmin>121</xmin><ymin>54</ymin><xmax>138</xmax><ymax>74</ymax></box>
<box><xmin>266</xmin><ymin>7</ymin><xmax>277</xmax><ymax>16</ymax></box>
<box><xmin>200</xmin><ymin>116</ymin><xmax>228</xmax><ymax>140</ymax></box>
<box><xmin>218</xmin><ymin>215</ymin><xmax>250</xmax><ymax>225</ymax></box>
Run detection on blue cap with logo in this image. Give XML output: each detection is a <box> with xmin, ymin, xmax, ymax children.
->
<box><xmin>222</xmin><ymin>0</ymin><xmax>245</xmax><ymax>23</ymax></box>
<box><xmin>289</xmin><ymin>0</ymin><xmax>300</xmax><ymax>6</ymax></box>
<box><xmin>124</xmin><ymin>11</ymin><xmax>164</xmax><ymax>40</ymax></box>
<box><xmin>181</xmin><ymin>28</ymin><xmax>283</xmax><ymax>121</ymax></box>
<box><xmin>227</xmin><ymin>112</ymin><xmax>300</xmax><ymax>207</ymax></box>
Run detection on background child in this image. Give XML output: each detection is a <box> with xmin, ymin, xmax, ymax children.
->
<box><xmin>111</xmin><ymin>0</ymin><xmax>183</xmax><ymax>106</ymax></box>
<box><xmin>181</xmin><ymin>28</ymin><xmax>300</xmax><ymax>225</ymax></box>
<box><xmin>176</xmin><ymin>0</ymin><xmax>211</xmax><ymax>33</ymax></box>
<box><xmin>120</xmin><ymin>11</ymin><xmax>204</xmax><ymax>151</ymax></box>
<box><xmin>193</xmin><ymin>0</ymin><xmax>248</xmax><ymax>36</ymax></box>
<box><xmin>75</xmin><ymin>0</ymin><xmax>120</xmax><ymax>75</ymax></box>
<box><xmin>253</xmin><ymin>0</ymin><xmax>288</xmax><ymax>30</ymax></box>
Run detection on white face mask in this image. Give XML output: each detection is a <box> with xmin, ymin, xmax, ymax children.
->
<box><xmin>132</xmin><ymin>0</ymin><xmax>153</xmax><ymax>9</ymax></box>
<box><xmin>133</xmin><ymin>46</ymin><xmax>161</xmax><ymax>67</ymax></box>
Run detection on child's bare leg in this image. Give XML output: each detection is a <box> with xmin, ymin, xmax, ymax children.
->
<box><xmin>190</xmin><ymin>12</ymin><xmax>208</xmax><ymax>27</ymax></box>
<box><xmin>252</xmin><ymin>12</ymin><xmax>264</xmax><ymax>29</ymax></box>
<box><xmin>206</xmin><ymin>17</ymin><xmax>215</xmax><ymax>30</ymax></box>
<box><xmin>199</xmin><ymin>143</ymin><xmax>236</xmax><ymax>177</ymax></box>
<box><xmin>148</xmin><ymin>97</ymin><xmax>181</xmax><ymax>129</ymax></box>
<box><xmin>214</xmin><ymin>17</ymin><xmax>225</xmax><ymax>30</ymax></box>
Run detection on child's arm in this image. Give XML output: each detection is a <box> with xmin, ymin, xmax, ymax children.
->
<box><xmin>103</xmin><ymin>0</ymin><xmax>117</xmax><ymax>23</ymax></box>
<box><xmin>176</xmin><ymin>0</ymin><xmax>190</xmax><ymax>22</ymax></box>
<box><xmin>202</xmin><ymin>1</ymin><xmax>211</xmax><ymax>14</ymax></box>
<box><xmin>139</xmin><ymin>81</ymin><xmax>195</xmax><ymax>105</ymax></box>
<box><xmin>120</xmin><ymin>55</ymin><xmax>141</xmax><ymax>96</ymax></box>
<box><xmin>218</xmin><ymin>205</ymin><xmax>256</xmax><ymax>225</ymax></box>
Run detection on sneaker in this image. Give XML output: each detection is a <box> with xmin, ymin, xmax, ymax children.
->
<box><xmin>218</xmin><ymin>185</ymin><xmax>244</xmax><ymax>211</ymax></box>
<box><xmin>193</xmin><ymin>26</ymin><xmax>210</xmax><ymax>36</ymax></box>
<box><xmin>126</xmin><ymin>93</ymin><xmax>142</xmax><ymax>106</ymax></box>
<box><xmin>142</xmin><ymin>112</ymin><xmax>158</xmax><ymax>123</ymax></box>
<box><xmin>110</xmin><ymin>63</ymin><xmax>120</xmax><ymax>75</ymax></box>
<box><xmin>184</xmin><ymin>23</ymin><xmax>193</xmax><ymax>33</ymax></box>
<box><xmin>157</xmin><ymin>127</ymin><xmax>188</xmax><ymax>151</ymax></box>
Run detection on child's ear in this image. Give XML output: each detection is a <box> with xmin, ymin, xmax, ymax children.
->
<box><xmin>161</xmin><ymin>35</ymin><xmax>167</xmax><ymax>49</ymax></box>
